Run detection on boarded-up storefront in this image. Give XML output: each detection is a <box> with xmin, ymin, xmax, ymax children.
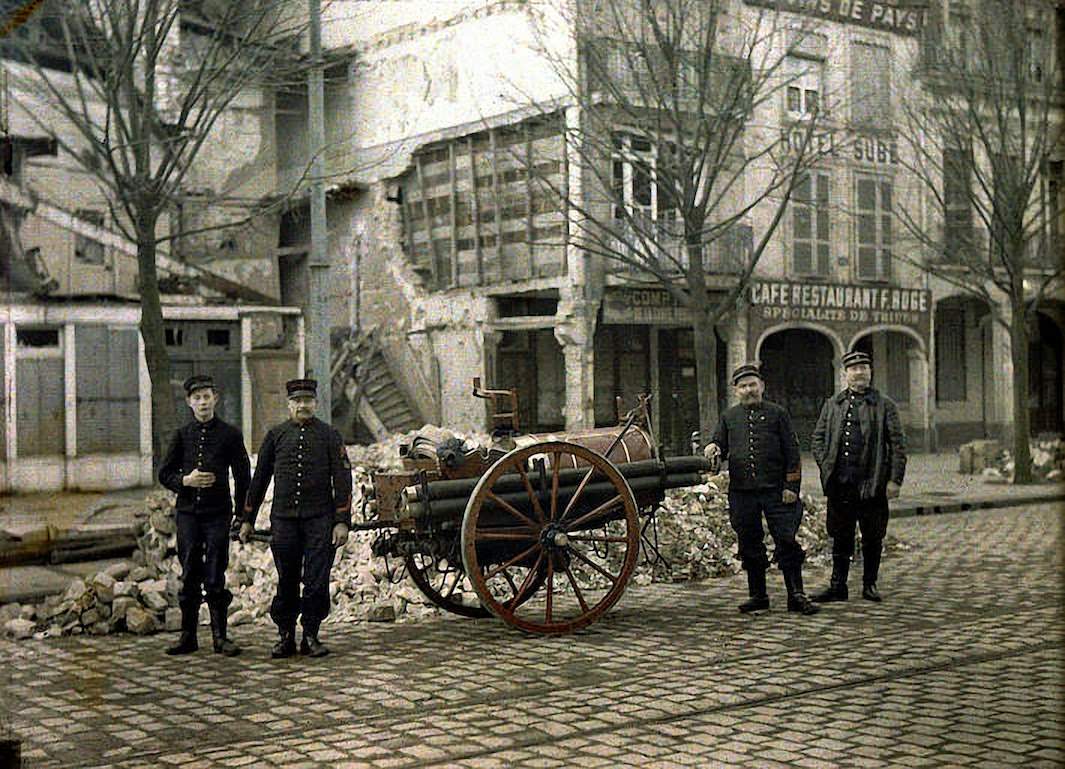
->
<box><xmin>75</xmin><ymin>326</ymin><xmax>140</xmax><ymax>454</ymax></box>
<box><xmin>15</xmin><ymin>326</ymin><xmax>65</xmax><ymax>457</ymax></box>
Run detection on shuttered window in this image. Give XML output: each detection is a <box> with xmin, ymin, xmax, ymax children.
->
<box><xmin>856</xmin><ymin>176</ymin><xmax>893</xmax><ymax>281</ymax></box>
<box><xmin>76</xmin><ymin>326</ymin><xmax>140</xmax><ymax>454</ymax></box>
<box><xmin>792</xmin><ymin>171</ymin><xmax>830</xmax><ymax>276</ymax></box>
<box><xmin>936</xmin><ymin>307</ymin><xmax>967</xmax><ymax>403</ymax></box>
<box><xmin>852</xmin><ymin>42</ymin><xmax>891</xmax><ymax>126</ymax></box>
<box><xmin>943</xmin><ymin>148</ymin><xmax>974</xmax><ymax>261</ymax></box>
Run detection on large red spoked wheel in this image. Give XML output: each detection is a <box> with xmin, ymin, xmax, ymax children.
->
<box><xmin>460</xmin><ymin>440</ymin><xmax>639</xmax><ymax>634</ymax></box>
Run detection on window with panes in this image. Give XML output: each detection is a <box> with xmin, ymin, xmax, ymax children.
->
<box><xmin>785</xmin><ymin>56</ymin><xmax>821</xmax><ymax>119</ymax></box>
<box><xmin>791</xmin><ymin>171</ymin><xmax>830</xmax><ymax>276</ymax></box>
<box><xmin>855</xmin><ymin>176</ymin><xmax>893</xmax><ymax>281</ymax></box>
<box><xmin>943</xmin><ymin>148</ymin><xmax>974</xmax><ymax>261</ymax></box>
<box><xmin>611</xmin><ymin>133</ymin><xmax>678</xmax><ymax>236</ymax></box>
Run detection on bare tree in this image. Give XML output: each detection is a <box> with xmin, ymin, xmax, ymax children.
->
<box><xmin>527</xmin><ymin>0</ymin><xmax>835</xmax><ymax>440</ymax></box>
<box><xmin>3</xmin><ymin>0</ymin><xmax>302</xmax><ymax>462</ymax></box>
<box><xmin>896</xmin><ymin>0</ymin><xmax>1064</xmax><ymax>483</ymax></box>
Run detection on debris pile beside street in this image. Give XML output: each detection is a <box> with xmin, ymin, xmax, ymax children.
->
<box><xmin>977</xmin><ymin>437</ymin><xmax>1065</xmax><ymax>482</ymax></box>
<box><xmin>3</xmin><ymin>433</ymin><xmax>910</xmax><ymax>641</ymax></box>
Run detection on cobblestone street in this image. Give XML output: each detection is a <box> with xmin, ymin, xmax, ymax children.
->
<box><xmin>3</xmin><ymin>503</ymin><xmax>1062</xmax><ymax>769</ymax></box>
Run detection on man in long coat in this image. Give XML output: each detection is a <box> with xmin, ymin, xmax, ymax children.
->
<box><xmin>810</xmin><ymin>350</ymin><xmax>907</xmax><ymax>603</ymax></box>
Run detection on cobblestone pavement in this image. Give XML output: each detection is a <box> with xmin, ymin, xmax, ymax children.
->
<box><xmin>2</xmin><ymin>503</ymin><xmax>1062</xmax><ymax>768</ymax></box>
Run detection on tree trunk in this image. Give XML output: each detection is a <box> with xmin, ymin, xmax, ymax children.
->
<box><xmin>1008</xmin><ymin>301</ymin><xmax>1033</xmax><ymax>484</ymax></box>
<box><xmin>136</xmin><ymin>213</ymin><xmax>178</xmax><ymax>470</ymax></box>
<box><xmin>691</xmin><ymin>305</ymin><xmax>720</xmax><ymax>449</ymax></box>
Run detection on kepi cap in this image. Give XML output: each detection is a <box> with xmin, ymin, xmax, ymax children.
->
<box><xmin>183</xmin><ymin>375</ymin><xmax>215</xmax><ymax>395</ymax></box>
<box><xmin>286</xmin><ymin>378</ymin><xmax>318</xmax><ymax>398</ymax></box>
<box><xmin>842</xmin><ymin>350</ymin><xmax>873</xmax><ymax>369</ymax></box>
<box><xmin>731</xmin><ymin>363</ymin><xmax>763</xmax><ymax>385</ymax></box>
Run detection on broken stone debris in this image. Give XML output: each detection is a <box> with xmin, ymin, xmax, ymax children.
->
<box><xmin>2</xmin><ymin>428</ymin><xmax>907</xmax><ymax>641</ymax></box>
<box><xmin>968</xmin><ymin>437</ymin><xmax>1065</xmax><ymax>482</ymax></box>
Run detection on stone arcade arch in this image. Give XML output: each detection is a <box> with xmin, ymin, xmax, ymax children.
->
<box><xmin>850</xmin><ymin>326</ymin><xmax>930</xmax><ymax>450</ymax></box>
<box><xmin>1030</xmin><ymin>309</ymin><xmax>1064</xmax><ymax>436</ymax></box>
<box><xmin>756</xmin><ymin>326</ymin><xmax>840</xmax><ymax>449</ymax></box>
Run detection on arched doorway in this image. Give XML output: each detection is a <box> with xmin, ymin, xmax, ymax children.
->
<box><xmin>1030</xmin><ymin>312</ymin><xmax>1064</xmax><ymax>435</ymax></box>
<box><xmin>760</xmin><ymin>329</ymin><xmax>835</xmax><ymax>449</ymax></box>
<box><xmin>851</xmin><ymin>329</ymin><xmax>921</xmax><ymax>407</ymax></box>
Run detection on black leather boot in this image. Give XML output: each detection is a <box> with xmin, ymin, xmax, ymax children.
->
<box><xmin>209</xmin><ymin>603</ymin><xmax>242</xmax><ymax>657</ymax></box>
<box><xmin>271</xmin><ymin>627</ymin><xmax>297</xmax><ymax>659</ymax></box>
<box><xmin>862</xmin><ymin>542</ymin><xmax>883</xmax><ymax>602</ymax></box>
<box><xmin>300</xmin><ymin>622</ymin><xmax>329</xmax><ymax>657</ymax></box>
<box><xmin>783</xmin><ymin>566</ymin><xmax>820</xmax><ymax>615</ymax></box>
<box><xmin>165</xmin><ymin>608</ymin><xmax>199</xmax><ymax>655</ymax></box>
<box><xmin>812</xmin><ymin>556</ymin><xmax>851</xmax><ymax>603</ymax></box>
<box><xmin>738</xmin><ymin>568</ymin><xmax>769</xmax><ymax>613</ymax></box>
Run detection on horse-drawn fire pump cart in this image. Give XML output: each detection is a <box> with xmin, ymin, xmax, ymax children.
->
<box><xmin>355</xmin><ymin>379</ymin><xmax>712</xmax><ymax>635</ymax></box>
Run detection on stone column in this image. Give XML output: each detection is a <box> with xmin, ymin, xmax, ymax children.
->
<box><xmin>908</xmin><ymin>345</ymin><xmax>931</xmax><ymax>452</ymax></box>
<box><xmin>987</xmin><ymin>311</ymin><xmax>1014</xmax><ymax>442</ymax></box>
<box><xmin>555</xmin><ymin>296</ymin><xmax>599</xmax><ymax>431</ymax></box>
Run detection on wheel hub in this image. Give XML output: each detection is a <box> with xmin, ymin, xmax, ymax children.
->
<box><xmin>540</xmin><ymin>525</ymin><xmax>569</xmax><ymax>549</ymax></box>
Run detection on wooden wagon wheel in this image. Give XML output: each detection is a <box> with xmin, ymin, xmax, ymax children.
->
<box><xmin>404</xmin><ymin>552</ymin><xmax>490</xmax><ymax>618</ymax></box>
<box><xmin>460</xmin><ymin>440</ymin><xmax>640</xmax><ymax>634</ymax></box>
<box><xmin>404</xmin><ymin>551</ymin><xmax>548</xmax><ymax>619</ymax></box>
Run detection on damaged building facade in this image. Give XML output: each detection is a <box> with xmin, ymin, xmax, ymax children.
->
<box><xmin>284</xmin><ymin>0</ymin><xmax>1065</xmax><ymax>452</ymax></box>
<box><xmin>1</xmin><ymin>5</ymin><xmax>303</xmax><ymax>492</ymax></box>
<box><xmin>292</xmin><ymin>0</ymin><xmax>1062</xmax><ymax>453</ymax></box>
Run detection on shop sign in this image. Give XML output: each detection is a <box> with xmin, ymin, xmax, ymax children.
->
<box><xmin>780</xmin><ymin>128</ymin><xmax>899</xmax><ymax>166</ymax></box>
<box><xmin>747</xmin><ymin>279</ymin><xmax>931</xmax><ymax>351</ymax></box>
<box><xmin>744</xmin><ymin>0</ymin><xmax>924</xmax><ymax>35</ymax></box>
<box><xmin>601</xmin><ymin>288</ymin><xmax>691</xmax><ymax>325</ymax></box>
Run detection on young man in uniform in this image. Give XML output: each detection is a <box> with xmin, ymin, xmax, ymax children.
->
<box><xmin>159</xmin><ymin>375</ymin><xmax>251</xmax><ymax>656</ymax></box>
<box><xmin>704</xmin><ymin>363</ymin><xmax>819</xmax><ymax>615</ymax></box>
<box><xmin>240</xmin><ymin>379</ymin><xmax>352</xmax><ymax>658</ymax></box>
<box><xmin>810</xmin><ymin>350</ymin><xmax>907</xmax><ymax>603</ymax></box>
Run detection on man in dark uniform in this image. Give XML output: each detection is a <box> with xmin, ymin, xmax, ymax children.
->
<box><xmin>159</xmin><ymin>375</ymin><xmax>250</xmax><ymax>656</ymax></box>
<box><xmin>240</xmin><ymin>378</ymin><xmax>352</xmax><ymax>658</ymax></box>
<box><xmin>811</xmin><ymin>350</ymin><xmax>907</xmax><ymax>603</ymax></box>
<box><xmin>704</xmin><ymin>363</ymin><xmax>819</xmax><ymax>615</ymax></box>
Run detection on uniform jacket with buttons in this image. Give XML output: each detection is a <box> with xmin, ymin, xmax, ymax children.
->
<box><xmin>243</xmin><ymin>417</ymin><xmax>353</xmax><ymax>527</ymax></box>
<box><xmin>811</xmin><ymin>387</ymin><xmax>907</xmax><ymax>499</ymax></box>
<box><xmin>709</xmin><ymin>400</ymin><xmax>801</xmax><ymax>493</ymax></box>
<box><xmin>159</xmin><ymin>417</ymin><xmax>251</xmax><ymax>517</ymax></box>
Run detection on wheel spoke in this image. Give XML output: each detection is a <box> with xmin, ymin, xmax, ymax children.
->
<box><xmin>443</xmin><ymin>569</ymin><xmax>462</xmax><ymax>599</ymax></box>
<box><xmin>515</xmin><ymin>462</ymin><xmax>546</xmax><ymax>523</ymax></box>
<box><xmin>558</xmin><ymin>466</ymin><xmax>597</xmax><ymax>523</ymax></box>
<box><xmin>562</xmin><ymin>561</ymin><xmax>590</xmax><ymax>613</ymax></box>
<box><xmin>475</xmin><ymin>528</ymin><xmax>538</xmax><ymax>542</ymax></box>
<box><xmin>508</xmin><ymin>551</ymin><xmax>545</xmax><ymax>608</ymax></box>
<box><xmin>563</xmin><ymin>494</ymin><xmax>623</xmax><ymax>532</ymax></box>
<box><xmin>485</xmin><ymin>542</ymin><xmax>540</xmax><ymax>582</ymax></box>
<box><xmin>568</xmin><ymin>545</ymin><xmax>620</xmax><ymax>584</ymax></box>
<box><xmin>549</xmin><ymin>452</ymin><xmax>561</xmax><ymax>522</ymax></box>
<box><xmin>486</xmin><ymin>491</ymin><xmax>540</xmax><ymax>529</ymax></box>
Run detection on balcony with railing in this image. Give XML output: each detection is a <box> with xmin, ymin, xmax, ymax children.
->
<box><xmin>601</xmin><ymin>215</ymin><xmax>751</xmax><ymax>280</ymax></box>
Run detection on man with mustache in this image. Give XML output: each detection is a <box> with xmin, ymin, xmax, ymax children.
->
<box><xmin>159</xmin><ymin>375</ymin><xmax>250</xmax><ymax>656</ymax></box>
<box><xmin>241</xmin><ymin>378</ymin><xmax>352</xmax><ymax>658</ymax></box>
<box><xmin>704</xmin><ymin>363</ymin><xmax>818</xmax><ymax>615</ymax></box>
<box><xmin>810</xmin><ymin>350</ymin><xmax>907</xmax><ymax>604</ymax></box>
